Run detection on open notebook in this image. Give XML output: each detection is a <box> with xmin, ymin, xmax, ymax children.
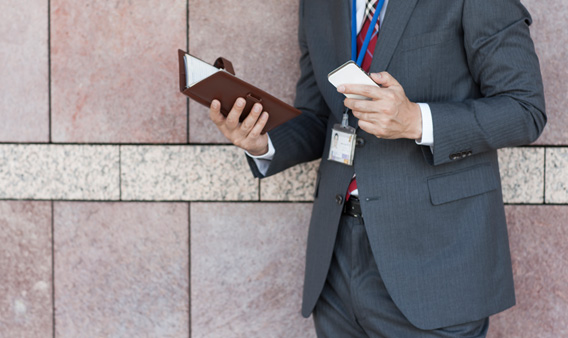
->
<box><xmin>178</xmin><ymin>50</ymin><xmax>301</xmax><ymax>134</ymax></box>
<box><xmin>184</xmin><ymin>54</ymin><xmax>223</xmax><ymax>88</ymax></box>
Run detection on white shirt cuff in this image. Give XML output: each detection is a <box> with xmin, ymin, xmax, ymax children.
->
<box><xmin>415</xmin><ymin>102</ymin><xmax>434</xmax><ymax>147</ymax></box>
<box><xmin>246</xmin><ymin>136</ymin><xmax>275</xmax><ymax>176</ymax></box>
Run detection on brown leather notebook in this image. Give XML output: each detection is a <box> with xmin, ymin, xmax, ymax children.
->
<box><xmin>178</xmin><ymin>49</ymin><xmax>301</xmax><ymax>134</ymax></box>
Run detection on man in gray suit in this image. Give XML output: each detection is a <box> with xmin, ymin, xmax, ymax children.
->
<box><xmin>209</xmin><ymin>0</ymin><xmax>546</xmax><ymax>336</ymax></box>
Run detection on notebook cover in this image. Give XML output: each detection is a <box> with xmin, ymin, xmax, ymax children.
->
<box><xmin>178</xmin><ymin>49</ymin><xmax>301</xmax><ymax>134</ymax></box>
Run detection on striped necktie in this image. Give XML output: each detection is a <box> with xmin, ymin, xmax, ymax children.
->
<box><xmin>357</xmin><ymin>0</ymin><xmax>380</xmax><ymax>72</ymax></box>
<box><xmin>346</xmin><ymin>0</ymin><xmax>380</xmax><ymax>201</ymax></box>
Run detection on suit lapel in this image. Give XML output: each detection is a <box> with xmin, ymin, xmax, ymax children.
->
<box><xmin>369</xmin><ymin>0</ymin><xmax>419</xmax><ymax>73</ymax></box>
<box><xmin>330</xmin><ymin>0</ymin><xmax>352</xmax><ymax>66</ymax></box>
<box><xmin>328</xmin><ymin>0</ymin><xmax>418</xmax><ymax>123</ymax></box>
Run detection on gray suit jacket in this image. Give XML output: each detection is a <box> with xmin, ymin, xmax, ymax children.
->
<box><xmin>247</xmin><ymin>0</ymin><xmax>546</xmax><ymax>330</ymax></box>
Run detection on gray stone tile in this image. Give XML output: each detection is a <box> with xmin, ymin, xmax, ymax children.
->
<box><xmin>121</xmin><ymin>146</ymin><xmax>258</xmax><ymax>201</ymax></box>
<box><xmin>54</xmin><ymin>202</ymin><xmax>189</xmax><ymax>337</ymax></box>
<box><xmin>545</xmin><ymin>148</ymin><xmax>568</xmax><ymax>203</ymax></box>
<box><xmin>488</xmin><ymin>206</ymin><xmax>568</xmax><ymax>337</ymax></box>
<box><xmin>191</xmin><ymin>203</ymin><xmax>316</xmax><ymax>338</ymax></box>
<box><xmin>523</xmin><ymin>0</ymin><xmax>568</xmax><ymax>145</ymax></box>
<box><xmin>261</xmin><ymin>160</ymin><xmax>320</xmax><ymax>201</ymax></box>
<box><xmin>0</xmin><ymin>0</ymin><xmax>49</xmax><ymax>142</ymax></box>
<box><xmin>0</xmin><ymin>201</ymin><xmax>52</xmax><ymax>336</ymax></box>
<box><xmin>0</xmin><ymin>145</ymin><xmax>119</xmax><ymax>200</ymax></box>
<box><xmin>498</xmin><ymin>147</ymin><xmax>544</xmax><ymax>203</ymax></box>
<box><xmin>188</xmin><ymin>0</ymin><xmax>301</xmax><ymax>143</ymax></box>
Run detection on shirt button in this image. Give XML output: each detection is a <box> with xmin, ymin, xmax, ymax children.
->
<box><xmin>335</xmin><ymin>194</ymin><xmax>343</xmax><ymax>205</ymax></box>
<box><xmin>356</xmin><ymin>137</ymin><xmax>365</xmax><ymax>148</ymax></box>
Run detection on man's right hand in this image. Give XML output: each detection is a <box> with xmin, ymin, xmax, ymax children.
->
<box><xmin>209</xmin><ymin>98</ymin><xmax>269</xmax><ymax>156</ymax></box>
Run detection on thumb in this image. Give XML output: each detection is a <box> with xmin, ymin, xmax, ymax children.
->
<box><xmin>371</xmin><ymin>72</ymin><xmax>400</xmax><ymax>88</ymax></box>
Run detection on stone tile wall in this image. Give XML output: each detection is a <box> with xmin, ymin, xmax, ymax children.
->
<box><xmin>0</xmin><ymin>0</ymin><xmax>566</xmax><ymax>337</ymax></box>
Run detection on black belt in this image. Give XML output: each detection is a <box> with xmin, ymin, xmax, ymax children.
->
<box><xmin>343</xmin><ymin>196</ymin><xmax>362</xmax><ymax>218</ymax></box>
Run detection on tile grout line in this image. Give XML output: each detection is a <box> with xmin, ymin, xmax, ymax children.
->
<box><xmin>188</xmin><ymin>202</ymin><xmax>192</xmax><ymax>338</ymax></box>
<box><xmin>543</xmin><ymin>147</ymin><xmax>547</xmax><ymax>204</ymax></box>
<box><xmin>0</xmin><ymin>142</ymin><xmax>235</xmax><ymax>146</ymax></box>
<box><xmin>186</xmin><ymin>0</ymin><xmax>190</xmax><ymax>145</ymax></box>
<box><xmin>187</xmin><ymin>1</ymin><xmax>191</xmax><ymax>336</ymax></box>
<box><xmin>119</xmin><ymin>146</ymin><xmax>122</xmax><ymax>201</ymax></box>
<box><xmin>51</xmin><ymin>200</ymin><xmax>56</xmax><ymax>338</ymax></box>
<box><xmin>48</xmin><ymin>0</ymin><xmax>52</xmax><ymax>143</ymax></box>
<box><xmin>0</xmin><ymin>197</ymin><xmax>564</xmax><ymax>205</ymax></box>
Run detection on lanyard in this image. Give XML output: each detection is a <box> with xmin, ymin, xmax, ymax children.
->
<box><xmin>351</xmin><ymin>0</ymin><xmax>385</xmax><ymax>66</ymax></box>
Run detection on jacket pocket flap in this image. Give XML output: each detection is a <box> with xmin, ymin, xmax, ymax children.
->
<box><xmin>427</xmin><ymin>164</ymin><xmax>498</xmax><ymax>205</ymax></box>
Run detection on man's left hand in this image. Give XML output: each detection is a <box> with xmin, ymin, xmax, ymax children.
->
<box><xmin>338</xmin><ymin>72</ymin><xmax>422</xmax><ymax>140</ymax></box>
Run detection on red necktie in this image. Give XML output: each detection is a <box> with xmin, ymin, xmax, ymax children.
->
<box><xmin>346</xmin><ymin>0</ymin><xmax>380</xmax><ymax>201</ymax></box>
<box><xmin>357</xmin><ymin>0</ymin><xmax>380</xmax><ymax>72</ymax></box>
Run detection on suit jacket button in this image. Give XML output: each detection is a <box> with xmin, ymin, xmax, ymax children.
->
<box><xmin>449</xmin><ymin>154</ymin><xmax>457</xmax><ymax>160</ymax></box>
<box><xmin>356</xmin><ymin>137</ymin><xmax>365</xmax><ymax>148</ymax></box>
<box><xmin>467</xmin><ymin>151</ymin><xmax>473</xmax><ymax>156</ymax></box>
<box><xmin>335</xmin><ymin>194</ymin><xmax>343</xmax><ymax>205</ymax></box>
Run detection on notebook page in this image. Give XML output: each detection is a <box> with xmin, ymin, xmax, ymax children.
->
<box><xmin>184</xmin><ymin>54</ymin><xmax>220</xmax><ymax>87</ymax></box>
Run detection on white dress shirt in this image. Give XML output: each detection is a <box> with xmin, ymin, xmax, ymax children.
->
<box><xmin>248</xmin><ymin>0</ymin><xmax>434</xmax><ymax>175</ymax></box>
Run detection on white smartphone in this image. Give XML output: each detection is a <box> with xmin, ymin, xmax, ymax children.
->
<box><xmin>328</xmin><ymin>61</ymin><xmax>379</xmax><ymax>100</ymax></box>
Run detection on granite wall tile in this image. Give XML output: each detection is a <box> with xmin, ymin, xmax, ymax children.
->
<box><xmin>0</xmin><ymin>0</ymin><xmax>49</xmax><ymax>142</ymax></box>
<box><xmin>261</xmin><ymin>160</ymin><xmax>320</xmax><ymax>201</ymax></box>
<box><xmin>0</xmin><ymin>201</ymin><xmax>52</xmax><ymax>336</ymax></box>
<box><xmin>188</xmin><ymin>0</ymin><xmax>301</xmax><ymax>143</ymax></box>
<box><xmin>488</xmin><ymin>206</ymin><xmax>568</xmax><ymax>338</ymax></box>
<box><xmin>498</xmin><ymin>147</ymin><xmax>544</xmax><ymax>204</ymax></box>
<box><xmin>51</xmin><ymin>0</ymin><xmax>187</xmax><ymax>143</ymax></box>
<box><xmin>0</xmin><ymin>145</ymin><xmax>119</xmax><ymax>200</ymax></box>
<box><xmin>523</xmin><ymin>0</ymin><xmax>568</xmax><ymax>145</ymax></box>
<box><xmin>121</xmin><ymin>145</ymin><xmax>258</xmax><ymax>201</ymax></box>
<box><xmin>191</xmin><ymin>203</ymin><xmax>316</xmax><ymax>338</ymax></box>
<box><xmin>545</xmin><ymin>148</ymin><xmax>568</xmax><ymax>203</ymax></box>
<box><xmin>54</xmin><ymin>202</ymin><xmax>189</xmax><ymax>337</ymax></box>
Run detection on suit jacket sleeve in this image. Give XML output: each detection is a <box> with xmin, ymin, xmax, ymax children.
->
<box><xmin>424</xmin><ymin>0</ymin><xmax>547</xmax><ymax>166</ymax></box>
<box><xmin>247</xmin><ymin>0</ymin><xmax>330</xmax><ymax>178</ymax></box>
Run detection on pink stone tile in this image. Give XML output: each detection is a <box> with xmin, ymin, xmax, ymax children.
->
<box><xmin>488</xmin><ymin>206</ymin><xmax>568</xmax><ymax>337</ymax></box>
<box><xmin>188</xmin><ymin>1</ymin><xmax>301</xmax><ymax>143</ymax></box>
<box><xmin>51</xmin><ymin>1</ymin><xmax>187</xmax><ymax>143</ymax></box>
<box><xmin>191</xmin><ymin>203</ymin><xmax>316</xmax><ymax>338</ymax></box>
<box><xmin>54</xmin><ymin>202</ymin><xmax>189</xmax><ymax>337</ymax></box>
<box><xmin>523</xmin><ymin>0</ymin><xmax>568</xmax><ymax>145</ymax></box>
<box><xmin>0</xmin><ymin>202</ymin><xmax>52</xmax><ymax>336</ymax></box>
<box><xmin>0</xmin><ymin>0</ymin><xmax>49</xmax><ymax>142</ymax></box>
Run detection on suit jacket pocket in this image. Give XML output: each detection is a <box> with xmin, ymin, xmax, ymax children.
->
<box><xmin>427</xmin><ymin>163</ymin><xmax>499</xmax><ymax>205</ymax></box>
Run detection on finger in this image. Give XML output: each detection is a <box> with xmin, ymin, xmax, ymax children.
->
<box><xmin>358</xmin><ymin>119</ymin><xmax>383</xmax><ymax>138</ymax></box>
<box><xmin>337</xmin><ymin>83</ymin><xmax>381</xmax><ymax>99</ymax></box>
<box><xmin>344</xmin><ymin>98</ymin><xmax>386</xmax><ymax>114</ymax></box>
<box><xmin>352</xmin><ymin>110</ymin><xmax>379</xmax><ymax>122</ymax></box>
<box><xmin>247</xmin><ymin>112</ymin><xmax>269</xmax><ymax>139</ymax></box>
<box><xmin>209</xmin><ymin>100</ymin><xmax>225</xmax><ymax>126</ymax></box>
<box><xmin>370</xmin><ymin>72</ymin><xmax>400</xmax><ymax>88</ymax></box>
<box><xmin>225</xmin><ymin>97</ymin><xmax>246</xmax><ymax>129</ymax></box>
<box><xmin>240</xmin><ymin>103</ymin><xmax>263</xmax><ymax>133</ymax></box>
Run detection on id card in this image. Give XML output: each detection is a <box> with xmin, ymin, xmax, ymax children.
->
<box><xmin>328</xmin><ymin>124</ymin><xmax>356</xmax><ymax>166</ymax></box>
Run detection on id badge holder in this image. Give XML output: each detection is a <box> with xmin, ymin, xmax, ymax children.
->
<box><xmin>328</xmin><ymin>111</ymin><xmax>356</xmax><ymax>166</ymax></box>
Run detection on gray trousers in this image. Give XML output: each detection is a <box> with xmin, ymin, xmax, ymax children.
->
<box><xmin>312</xmin><ymin>214</ymin><xmax>489</xmax><ymax>338</ymax></box>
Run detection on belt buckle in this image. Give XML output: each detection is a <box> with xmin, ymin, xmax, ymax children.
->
<box><xmin>344</xmin><ymin>197</ymin><xmax>361</xmax><ymax>218</ymax></box>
